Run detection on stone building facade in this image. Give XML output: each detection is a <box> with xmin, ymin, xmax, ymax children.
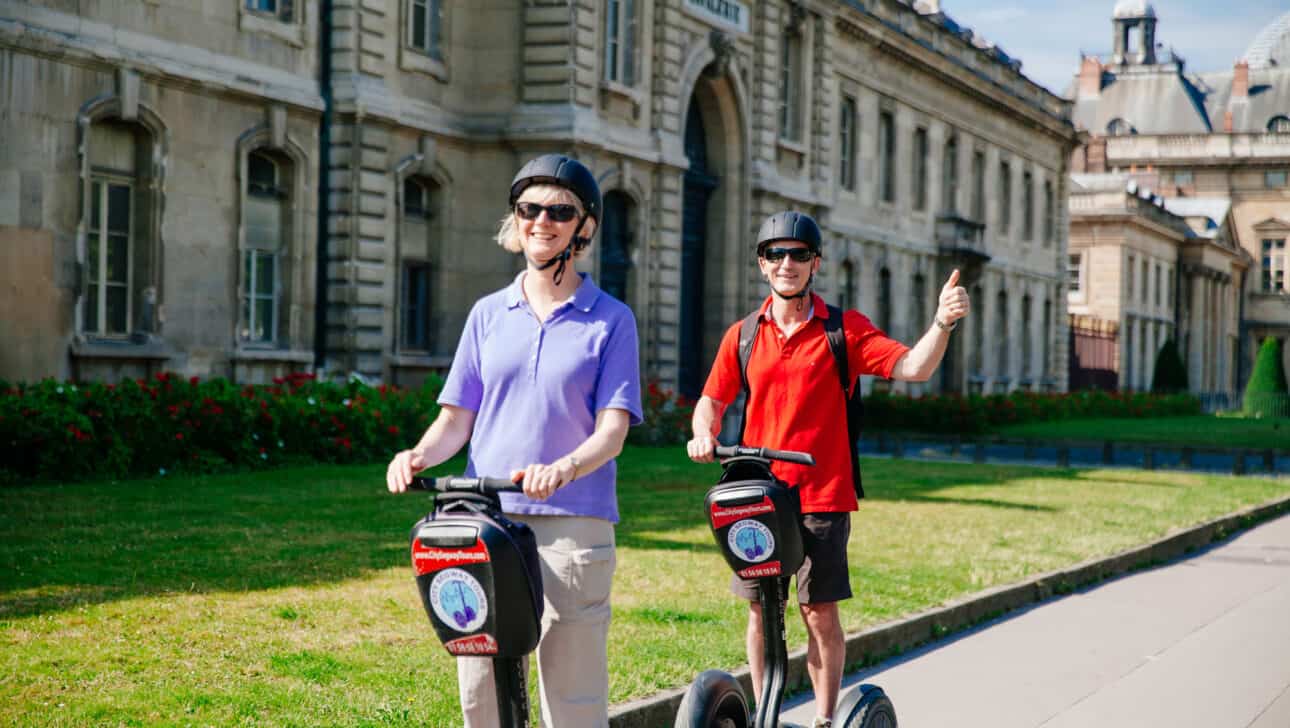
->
<box><xmin>1067</xmin><ymin>1</ymin><xmax>1290</xmax><ymax>403</ymax></box>
<box><xmin>1</xmin><ymin>0</ymin><xmax>1077</xmax><ymax>396</ymax></box>
<box><xmin>1067</xmin><ymin>174</ymin><xmax>1249</xmax><ymax>397</ymax></box>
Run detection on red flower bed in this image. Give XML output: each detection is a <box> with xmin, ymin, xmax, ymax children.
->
<box><xmin>0</xmin><ymin>372</ymin><xmax>443</xmax><ymax>484</ymax></box>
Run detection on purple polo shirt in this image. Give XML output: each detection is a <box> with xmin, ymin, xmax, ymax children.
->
<box><xmin>439</xmin><ymin>272</ymin><xmax>643</xmax><ymax>522</ymax></box>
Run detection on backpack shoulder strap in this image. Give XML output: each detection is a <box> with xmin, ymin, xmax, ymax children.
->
<box><xmin>736</xmin><ymin>309</ymin><xmax>761</xmax><ymax>443</ymax></box>
<box><xmin>825</xmin><ymin>305</ymin><xmax>866</xmax><ymax>500</ymax></box>
<box><xmin>823</xmin><ymin>305</ymin><xmax>850</xmax><ymax>395</ymax></box>
<box><xmin>737</xmin><ymin>309</ymin><xmax>761</xmax><ymax>394</ymax></box>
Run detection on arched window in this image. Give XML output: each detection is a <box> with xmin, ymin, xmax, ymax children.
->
<box><xmin>241</xmin><ymin>150</ymin><xmax>291</xmax><ymax>345</ymax></box>
<box><xmin>839</xmin><ymin>259</ymin><xmax>857</xmax><ymax>310</ymax></box>
<box><xmin>942</xmin><ymin>134</ymin><xmax>959</xmax><ymax>213</ymax></box>
<box><xmin>1269</xmin><ymin>116</ymin><xmax>1290</xmax><ymax>133</ymax></box>
<box><xmin>996</xmin><ymin>289</ymin><xmax>1009</xmax><ymax>378</ymax></box>
<box><xmin>82</xmin><ymin>118</ymin><xmax>161</xmax><ymax>338</ymax></box>
<box><xmin>877</xmin><ymin>267</ymin><xmax>892</xmax><ymax>334</ymax></box>
<box><xmin>912</xmin><ymin>272</ymin><xmax>927</xmax><ymax>339</ymax></box>
<box><xmin>971</xmin><ymin>284</ymin><xmax>985</xmax><ymax>375</ymax></box>
<box><xmin>1021</xmin><ymin>294</ymin><xmax>1033</xmax><ymax>380</ymax></box>
<box><xmin>1106</xmin><ymin>118</ymin><xmax>1135</xmax><ymax>136</ymax></box>
<box><xmin>399</xmin><ymin>175</ymin><xmax>441</xmax><ymax>353</ymax></box>
<box><xmin>599</xmin><ymin>191</ymin><xmax>635</xmax><ymax>305</ymax></box>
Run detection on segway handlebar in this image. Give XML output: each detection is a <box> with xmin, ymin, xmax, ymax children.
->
<box><xmin>713</xmin><ymin>445</ymin><xmax>815</xmax><ymax>466</ymax></box>
<box><xmin>409</xmin><ymin>476</ymin><xmax>524</xmax><ymax>493</ymax></box>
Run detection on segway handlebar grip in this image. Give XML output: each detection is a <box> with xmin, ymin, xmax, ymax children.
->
<box><xmin>409</xmin><ymin>476</ymin><xmax>524</xmax><ymax>493</ymax></box>
<box><xmin>712</xmin><ymin>445</ymin><xmax>815</xmax><ymax>466</ymax></box>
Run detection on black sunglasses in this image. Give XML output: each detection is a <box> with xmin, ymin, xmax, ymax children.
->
<box><xmin>761</xmin><ymin>247</ymin><xmax>815</xmax><ymax>263</ymax></box>
<box><xmin>514</xmin><ymin>202</ymin><xmax>581</xmax><ymax>223</ymax></box>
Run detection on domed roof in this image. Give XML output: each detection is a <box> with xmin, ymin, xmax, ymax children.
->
<box><xmin>1113</xmin><ymin>0</ymin><xmax>1156</xmax><ymax>19</ymax></box>
<box><xmin>1245</xmin><ymin>10</ymin><xmax>1290</xmax><ymax>69</ymax></box>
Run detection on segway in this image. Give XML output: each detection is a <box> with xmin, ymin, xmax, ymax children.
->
<box><xmin>674</xmin><ymin>445</ymin><xmax>897</xmax><ymax>728</ymax></box>
<box><xmin>406</xmin><ymin>475</ymin><xmax>542</xmax><ymax>727</ymax></box>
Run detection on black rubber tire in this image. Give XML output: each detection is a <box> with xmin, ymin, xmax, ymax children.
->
<box><xmin>673</xmin><ymin>669</ymin><xmax>749</xmax><ymax>728</ymax></box>
<box><xmin>834</xmin><ymin>684</ymin><xmax>897</xmax><ymax>728</ymax></box>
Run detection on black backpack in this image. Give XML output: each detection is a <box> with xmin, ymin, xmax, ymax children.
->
<box><xmin>736</xmin><ymin>304</ymin><xmax>866</xmax><ymax>499</ymax></box>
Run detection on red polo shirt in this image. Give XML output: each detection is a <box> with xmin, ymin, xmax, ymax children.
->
<box><xmin>702</xmin><ymin>293</ymin><xmax>909</xmax><ymax>513</ymax></box>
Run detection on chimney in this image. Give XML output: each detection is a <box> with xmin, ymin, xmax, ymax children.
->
<box><xmin>1231</xmin><ymin>60</ymin><xmax>1250</xmax><ymax>100</ymax></box>
<box><xmin>1078</xmin><ymin>55</ymin><xmax>1103</xmax><ymax>98</ymax></box>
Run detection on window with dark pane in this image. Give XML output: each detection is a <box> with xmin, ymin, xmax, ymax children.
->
<box><xmin>599</xmin><ymin>191</ymin><xmax>634</xmax><ymax>305</ymax></box>
<box><xmin>402</xmin><ymin>261</ymin><xmax>432</xmax><ymax>351</ymax></box>
<box><xmin>409</xmin><ymin>0</ymin><xmax>443</xmax><ymax>60</ymax></box>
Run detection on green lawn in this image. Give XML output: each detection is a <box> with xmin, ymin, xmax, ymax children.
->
<box><xmin>992</xmin><ymin>415</ymin><xmax>1290</xmax><ymax>450</ymax></box>
<box><xmin>2</xmin><ymin>447</ymin><xmax>1288</xmax><ymax>726</ymax></box>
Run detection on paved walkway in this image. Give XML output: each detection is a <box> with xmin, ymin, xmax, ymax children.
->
<box><xmin>780</xmin><ymin>512</ymin><xmax>1290</xmax><ymax>727</ymax></box>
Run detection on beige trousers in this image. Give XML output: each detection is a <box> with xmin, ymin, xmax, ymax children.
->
<box><xmin>457</xmin><ymin>515</ymin><xmax>616</xmax><ymax>727</ymax></box>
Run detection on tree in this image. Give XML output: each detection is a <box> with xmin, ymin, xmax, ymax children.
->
<box><xmin>1242</xmin><ymin>337</ymin><xmax>1289</xmax><ymax>418</ymax></box>
<box><xmin>1150</xmin><ymin>338</ymin><xmax>1188</xmax><ymax>393</ymax></box>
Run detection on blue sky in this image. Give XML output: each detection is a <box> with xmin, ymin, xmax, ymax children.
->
<box><xmin>940</xmin><ymin>0</ymin><xmax>1288</xmax><ymax>95</ymax></box>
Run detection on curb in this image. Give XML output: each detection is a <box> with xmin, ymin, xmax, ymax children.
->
<box><xmin>608</xmin><ymin>492</ymin><xmax>1290</xmax><ymax>727</ymax></box>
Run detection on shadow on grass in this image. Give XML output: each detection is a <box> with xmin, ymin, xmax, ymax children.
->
<box><xmin>1</xmin><ymin>450</ymin><xmax>1095</xmax><ymax>618</ymax></box>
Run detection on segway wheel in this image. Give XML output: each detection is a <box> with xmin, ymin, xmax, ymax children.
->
<box><xmin>673</xmin><ymin>669</ymin><xmax>749</xmax><ymax>728</ymax></box>
<box><xmin>834</xmin><ymin>684</ymin><xmax>896</xmax><ymax>728</ymax></box>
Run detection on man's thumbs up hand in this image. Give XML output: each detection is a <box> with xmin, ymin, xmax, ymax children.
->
<box><xmin>936</xmin><ymin>269</ymin><xmax>970</xmax><ymax>329</ymax></box>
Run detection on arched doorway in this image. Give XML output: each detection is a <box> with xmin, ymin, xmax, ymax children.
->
<box><xmin>599</xmin><ymin>191</ymin><xmax>633</xmax><ymax>305</ymax></box>
<box><xmin>679</xmin><ymin>99</ymin><xmax>719</xmax><ymax>398</ymax></box>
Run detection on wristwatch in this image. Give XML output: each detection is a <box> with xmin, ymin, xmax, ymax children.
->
<box><xmin>934</xmin><ymin>316</ymin><xmax>958</xmax><ymax>332</ymax></box>
<box><xmin>565</xmin><ymin>455</ymin><xmax>581</xmax><ymax>479</ymax></box>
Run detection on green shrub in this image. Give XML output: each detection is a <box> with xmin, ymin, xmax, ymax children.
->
<box><xmin>1242</xmin><ymin>337</ymin><xmax>1289</xmax><ymax>418</ymax></box>
<box><xmin>1150</xmin><ymin>338</ymin><xmax>1189</xmax><ymax>393</ymax></box>
<box><xmin>0</xmin><ymin>373</ymin><xmax>443</xmax><ymax>484</ymax></box>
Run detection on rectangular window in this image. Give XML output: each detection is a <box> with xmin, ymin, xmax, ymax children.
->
<box><xmin>1126</xmin><ymin>254</ymin><xmax>1135</xmax><ymax>300</ymax></box>
<box><xmin>879</xmin><ymin>110</ymin><xmax>896</xmax><ymax>203</ymax></box>
<box><xmin>409</xmin><ymin>0</ymin><xmax>443</xmax><ymax>60</ymax></box>
<box><xmin>1263</xmin><ymin>238</ymin><xmax>1287</xmax><ymax>292</ymax></box>
<box><xmin>1266</xmin><ymin>170</ymin><xmax>1288</xmax><ymax>188</ymax></box>
<box><xmin>246</xmin><ymin>0</ymin><xmax>292</xmax><ymax>22</ymax></box>
<box><xmin>1067</xmin><ymin>253</ymin><xmax>1082</xmax><ymax>293</ymax></box>
<box><xmin>839</xmin><ymin>96</ymin><xmax>857</xmax><ymax>191</ymax></box>
<box><xmin>1173</xmin><ymin>169</ymin><xmax>1193</xmax><ymax>186</ymax></box>
<box><xmin>998</xmin><ymin>160</ymin><xmax>1011</xmax><ymax>234</ymax></box>
<box><xmin>971</xmin><ymin>150</ymin><xmax>985</xmax><ymax>222</ymax></box>
<box><xmin>1154</xmin><ymin>264</ymin><xmax>1162</xmax><ymax>307</ymax></box>
<box><xmin>942</xmin><ymin>136</ymin><xmax>959</xmax><ymax>214</ymax></box>
<box><xmin>1022</xmin><ymin>170</ymin><xmax>1034</xmax><ymax>241</ymax></box>
<box><xmin>1043</xmin><ymin>180</ymin><xmax>1055</xmax><ymax>244</ymax></box>
<box><xmin>604</xmin><ymin>0</ymin><xmax>636</xmax><ymax>85</ymax></box>
<box><xmin>241</xmin><ymin>250</ymin><xmax>278</xmax><ymax>344</ymax></box>
<box><xmin>84</xmin><ymin>179</ymin><xmax>133</xmax><ymax>335</ymax></box>
<box><xmin>912</xmin><ymin>127</ymin><xmax>928</xmax><ymax>211</ymax></box>
<box><xmin>779</xmin><ymin>31</ymin><xmax>802</xmax><ymax>141</ymax></box>
<box><xmin>402</xmin><ymin>261</ymin><xmax>433</xmax><ymax>351</ymax></box>
<box><xmin>1141</xmin><ymin>258</ymin><xmax>1148</xmax><ymax>304</ymax></box>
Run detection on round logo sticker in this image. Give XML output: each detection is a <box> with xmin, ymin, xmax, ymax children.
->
<box><xmin>727</xmin><ymin>519</ymin><xmax>774</xmax><ymax>563</ymax></box>
<box><xmin>429</xmin><ymin>568</ymin><xmax>488</xmax><ymax>633</ymax></box>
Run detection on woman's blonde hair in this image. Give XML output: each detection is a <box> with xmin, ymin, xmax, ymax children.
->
<box><xmin>494</xmin><ymin>184</ymin><xmax>593</xmax><ymax>257</ymax></box>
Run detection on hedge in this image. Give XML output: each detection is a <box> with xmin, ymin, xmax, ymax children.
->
<box><xmin>0</xmin><ymin>372</ymin><xmax>442</xmax><ymax>485</ymax></box>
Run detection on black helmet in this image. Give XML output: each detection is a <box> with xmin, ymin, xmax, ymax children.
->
<box><xmin>508</xmin><ymin>154</ymin><xmax>602</xmax><ymax>223</ymax></box>
<box><xmin>756</xmin><ymin>211</ymin><xmax>822</xmax><ymax>256</ymax></box>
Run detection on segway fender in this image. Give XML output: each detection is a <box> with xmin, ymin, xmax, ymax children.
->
<box><xmin>834</xmin><ymin>683</ymin><xmax>897</xmax><ymax>728</ymax></box>
<box><xmin>673</xmin><ymin>669</ymin><xmax>749</xmax><ymax>728</ymax></box>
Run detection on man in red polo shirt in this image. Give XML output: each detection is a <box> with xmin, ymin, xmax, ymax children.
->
<box><xmin>687</xmin><ymin>211</ymin><xmax>969</xmax><ymax>728</ymax></box>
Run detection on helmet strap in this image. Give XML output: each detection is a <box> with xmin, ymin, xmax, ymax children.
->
<box><xmin>770</xmin><ymin>272</ymin><xmax>814</xmax><ymax>311</ymax></box>
<box><xmin>523</xmin><ymin>214</ymin><xmax>590</xmax><ymax>287</ymax></box>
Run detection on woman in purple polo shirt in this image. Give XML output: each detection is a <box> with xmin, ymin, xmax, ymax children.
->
<box><xmin>386</xmin><ymin>154</ymin><xmax>643</xmax><ymax>727</ymax></box>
